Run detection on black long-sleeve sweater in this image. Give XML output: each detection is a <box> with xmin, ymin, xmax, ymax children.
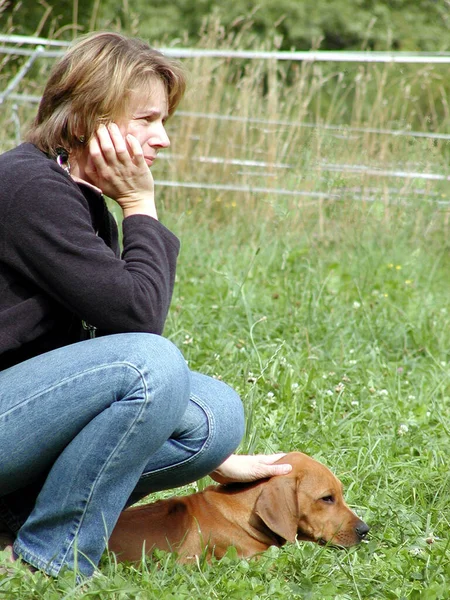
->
<box><xmin>0</xmin><ymin>143</ymin><xmax>180</xmax><ymax>371</ymax></box>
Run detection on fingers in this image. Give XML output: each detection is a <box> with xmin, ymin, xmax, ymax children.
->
<box><xmin>211</xmin><ymin>453</ymin><xmax>292</xmax><ymax>484</ymax></box>
<box><xmin>92</xmin><ymin>124</ymin><xmax>127</xmax><ymax>164</ymax></box>
<box><xmin>105</xmin><ymin>123</ymin><xmax>129</xmax><ymax>161</ymax></box>
<box><xmin>83</xmin><ymin>122</ymin><xmax>155</xmax><ymax>204</ymax></box>
<box><xmin>262</xmin><ymin>463</ymin><xmax>292</xmax><ymax>476</ymax></box>
<box><xmin>252</xmin><ymin>455</ymin><xmax>292</xmax><ymax>479</ymax></box>
<box><xmin>125</xmin><ymin>133</ymin><xmax>144</xmax><ymax>159</ymax></box>
<box><xmin>258</xmin><ymin>453</ymin><xmax>288</xmax><ymax>465</ymax></box>
<box><xmin>89</xmin><ymin>124</ymin><xmax>144</xmax><ymax>167</ymax></box>
<box><xmin>258</xmin><ymin>454</ymin><xmax>292</xmax><ymax>478</ymax></box>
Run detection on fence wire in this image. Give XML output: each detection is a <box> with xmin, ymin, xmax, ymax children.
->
<box><xmin>2</xmin><ymin>34</ymin><xmax>450</xmax><ymax>62</ymax></box>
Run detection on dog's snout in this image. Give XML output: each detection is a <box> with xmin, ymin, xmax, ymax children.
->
<box><xmin>355</xmin><ymin>521</ymin><xmax>370</xmax><ymax>540</ymax></box>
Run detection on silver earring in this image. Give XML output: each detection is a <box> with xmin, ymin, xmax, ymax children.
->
<box><xmin>56</xmin><ymin>148</ymin><xmax>71</xmax><ymax>174</ymax></box>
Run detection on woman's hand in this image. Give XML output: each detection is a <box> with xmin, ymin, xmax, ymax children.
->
<box><xmin>84</xmin><ymin>123</ymin><xmax>158</xmax><ymax>219</ymax></box>
<box><xmin>210</xmin><ymin>453</ymin><xmax>292</xmax><ymax>485</ymax></box>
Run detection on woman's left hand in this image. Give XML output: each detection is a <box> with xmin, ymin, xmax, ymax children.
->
<box><xmin>210</xmin><ymin>453</ymin><xmax>292</xmax><ymax>485</ymax></box>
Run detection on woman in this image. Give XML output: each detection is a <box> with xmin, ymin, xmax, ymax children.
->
<box><xmin>0</xmin><ymin>32</ymin><xmax>291</xmax><ymax>578</ymax></box>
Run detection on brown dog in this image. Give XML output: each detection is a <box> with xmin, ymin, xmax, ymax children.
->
<box><xmin>109</xmin><ymin>452</ymin><xmax>369</xmax><ymax>562</ymax></box>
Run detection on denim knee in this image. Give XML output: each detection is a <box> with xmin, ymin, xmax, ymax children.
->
<box><xmin>126</xmin><ymin>371</ymin><xmax>244</xmax><ymax>498</ymax></box>
<box><xmin>108</xmin><ymin>333</ymin><xmax>191</xmax><ymax>418</ymax></box>
<box><xmin>196</xmin><ymin>374</ymin><xmax>245</xmax><ymax>460</ymax></box>
<box><xmin>110</xmin><ymin>333</ymin><xmax>189</xmax><ymax>380</ymax></box>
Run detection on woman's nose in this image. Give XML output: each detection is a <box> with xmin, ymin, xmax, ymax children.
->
<box><xmin>151</xmin><ymin>124</ymin><xmax>170</xmax><ymax>149</ymax></box>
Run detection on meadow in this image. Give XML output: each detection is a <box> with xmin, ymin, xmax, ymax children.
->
<box><xmin>0</xmin><ymin>28</ymin><xmax>449</xmax><ymax>599</ymax></box>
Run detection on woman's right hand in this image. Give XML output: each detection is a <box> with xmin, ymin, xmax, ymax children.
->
<box><xmin>210</xmin><ymin>453</ymin><xmax>292</xmax><ymax>485</ymax></box>
<box><xmin>84</xmin><ymin>123</ymin><xmax>158</xmax><ymax>219</ymax></box>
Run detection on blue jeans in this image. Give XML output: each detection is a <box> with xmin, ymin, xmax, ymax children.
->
<box><xmin>0</xmin><ymin>333</ymin><xmax>244</xmax><ymax>577</ymax></box>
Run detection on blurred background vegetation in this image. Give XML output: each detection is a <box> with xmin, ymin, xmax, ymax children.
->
<box><xmin>1</xmin><ymin>1</ymin><xmax>449</xmax><ymax>205</ymax></box>
<box><xmin>1</xmin><ymin>0</ymin><xmax>449</xmax><ymax>51</ymax></box>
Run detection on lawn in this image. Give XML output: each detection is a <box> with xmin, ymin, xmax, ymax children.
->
<box><xmin>0</xmin><ymin>190</ymin><xmax>448</xmax><ymax>599</ymax></box>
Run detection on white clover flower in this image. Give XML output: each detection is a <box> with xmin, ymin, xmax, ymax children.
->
<box><xmin>378</xmin><ymin>389</ymin><xmax>389</xmax><ymax>396</ymax></box>
<box><xmin>409</xmin><ymin>547</ymin><xmax>422</xmax><ymax>556</ymax></box>
<box><xmin>291</xmin><ymin>383</ymin><xmax>299</xmax><ymax>391</ymax></box>
<box><xmin>325</xmin><ymin>389</ymin><xmax>334</xmax><ymax>396</ymax></box>
<box><xmin>398</xmin><ymin>424</ymin><xmax>409</xmax><ymax>436</ymax></box>
<box><xmin>351</xmin><ymin>400</ymin><xmax>359</xmax><ymax>407</ymax></box>
<box><xmin>408</xmin><ymin>395</ymin><xmax>416</xmax><ymax>400</ymax></box>
<box><xmin>247</xmin><ymin>372</ymin><xmax>257</xmax><ymax>384</ymax></box>
<box><xmin>353</xmin><ymin>301</ymin><xmax>361</xmax><ymax>309</ymax></box>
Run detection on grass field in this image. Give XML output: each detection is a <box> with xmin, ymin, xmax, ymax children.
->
<box><xmin>1</xmin><ymin>190</ymin><xmax>448</xmax><ymax>599</ymax></box>
<box><xmin>1</xmin><ymin>28</ymin><xmax>450</xmax><ymax>599</ymax></box>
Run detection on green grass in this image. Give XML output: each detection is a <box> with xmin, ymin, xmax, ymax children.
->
<box><xmin>1</xmin><ymin>193</ymin><xmax>448</xmax><ymax>599</ymax></box>
<box><xmin>1</xmin><ymin>16</ymin><xmax>449</xmax><ymax>598</ymax></box>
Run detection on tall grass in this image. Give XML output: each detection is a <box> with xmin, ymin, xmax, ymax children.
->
<box><xmin>0</xmin><ymin>16</ymin><xmax>449</xmax><ymax>600</ymax></box>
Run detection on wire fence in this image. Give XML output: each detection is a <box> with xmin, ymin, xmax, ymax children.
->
<box><xmin>1</xmin><ymin>34</ymin><xmax>449</xmax><ymax>206</ymax></box>
<box><xmin>3</xmin><ymin>34</ymin><xmax>450</xmax><ymax>62</ymax></box>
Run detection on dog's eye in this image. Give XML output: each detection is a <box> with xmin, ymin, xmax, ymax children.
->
<box><xmin>321</xmin><ymin>495</ymin><xmax>335</xmax><ymax>504</ymax></box>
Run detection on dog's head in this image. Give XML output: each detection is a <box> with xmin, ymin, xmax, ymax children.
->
<box><xmin>254</xmin><ymin>452</ymin><xmax>369</xmax><ymax>547</ymax></box>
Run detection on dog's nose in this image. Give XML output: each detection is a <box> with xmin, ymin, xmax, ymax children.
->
<box><xmin>355</xmin><ymin>521</ymin><xmax>370</xmax><ymax>540</ymax></box>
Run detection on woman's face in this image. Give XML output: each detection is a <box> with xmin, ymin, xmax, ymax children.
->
<box><xmin>72</xmin><ymin>78</ymin><xmax>171</xmax><ymax>182</ymax></box>
<box><xmin>118</xmin><ymin>77</ymin><xmax>171</xmax><ymax>167</ymax></box>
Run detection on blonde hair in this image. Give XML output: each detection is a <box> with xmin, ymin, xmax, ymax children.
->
<box><xmin>26</xmin><ymin>32</ymin><xmax>186</xmax><ymax>157</ymax></box>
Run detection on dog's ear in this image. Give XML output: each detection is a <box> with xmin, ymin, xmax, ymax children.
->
<box><xmin>254</xmin><ymin>477</ymin><xmax>298</xmax><ymax>542</ymax></box>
